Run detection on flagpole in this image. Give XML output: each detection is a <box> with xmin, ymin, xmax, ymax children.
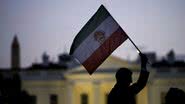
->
<box><xmin>127</xmin><ymin>36</ymin><xmax>142</xmax><ymax>54</ymax></box>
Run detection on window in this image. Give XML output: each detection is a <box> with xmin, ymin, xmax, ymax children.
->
<box><xmin>50</xmin><ymin>94</ymin><xmax>58</xmax><ymax>104</ymax></box>
<box><xmin>30</xmin><ymin>95</ymin><xmax>37</xmax><ymax>104</ymax></box>
<box><xmin>134</xmin><ymin>95</ymin><xmax>137</xmax><ymax>104</ymax></box>
<box><xmin>105</xmin><ymin>93</ymin><xmax>109</xmax><ymax>104</ymax></box>
<box><xmin>81</xmin><ymin>93</ymin><xmax>88</xmax><ymax>104</ymax></box>
<box><xmin>161</xmin><ymin>92</ymin><xmax>166</xmax><ymax>104</ymax></box>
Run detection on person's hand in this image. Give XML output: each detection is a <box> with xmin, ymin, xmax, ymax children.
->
<box><xmin>139</xmin><ymin>53</ymin><xmax>148</xmax><ymax>68</ymax></box>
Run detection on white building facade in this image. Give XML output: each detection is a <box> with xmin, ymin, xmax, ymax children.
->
<box><xmin>20</xmin><ymin>56</ymin><xmax>185</xmax><ymax>104</ymax></box>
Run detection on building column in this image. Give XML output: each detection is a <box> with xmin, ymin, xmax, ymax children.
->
<box><xmin>67</xmin><ymin>81</ymin><xmax>75</xmax><ymax>104</ymax></box>
<box><xmin>93</xmin><ymin>81</ymin><xmax>100</xmax><ymax>104</ymax></box>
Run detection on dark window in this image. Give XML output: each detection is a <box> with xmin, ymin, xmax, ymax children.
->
<box><xmin>50</xmin><ymin>94</ymin><xmax>58</xmax><ymax>104</ymax></box>
<box><xmin>105</xmin><ymin>93</ymin><xmax>109</xmax><ymax>104</ymax></box>
<box><xmin>161</xmin><ymin>92</ymin><xmax>166</xmax><ymax>104</ymax></box>
<box><xmin>81</xmin><ymin>93</ymin><xmax>88</xmax><ymax>104</ymax></box>
<box><xmin>30</xmin><ymin>95</ymin><xmax>37</xmax><ymax>104</ymax></box>
<box><xmin>134</xmin><ymin>96</ymin><xmax>137</xmax><ymax>104</ymax></box>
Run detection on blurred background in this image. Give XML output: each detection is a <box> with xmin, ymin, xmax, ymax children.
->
<box><xmin>0</xmin><ymin>0</ymin><xmax>185</xmax><ymax>104</ymax></box>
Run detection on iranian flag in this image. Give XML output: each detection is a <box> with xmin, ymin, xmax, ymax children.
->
<box><xmin>70</xmin><ymin>5</ymin><xmax>128</xmax><ymax>75</ymax></box>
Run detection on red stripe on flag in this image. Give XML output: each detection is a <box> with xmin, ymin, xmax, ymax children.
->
<box><xmin>82</xmin><ymin>27</ymin><xmax>128</xmax><ymax>74</ymax></box>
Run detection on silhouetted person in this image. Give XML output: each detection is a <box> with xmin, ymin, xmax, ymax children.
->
<box><xmin>108</xmin><ymin>53</ymin><xmax>149</xmax><ymax>104</ymax></box>
<box><xmin>165</xmin><ymin>87</ymin><xmax>185</xmax><ymax>104</ymax></box>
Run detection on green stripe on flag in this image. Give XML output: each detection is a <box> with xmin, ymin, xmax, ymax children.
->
<box><xmin>70</xmin><ymin>5</ymin><xmax>110</xmax><ymax>55</ymax></box>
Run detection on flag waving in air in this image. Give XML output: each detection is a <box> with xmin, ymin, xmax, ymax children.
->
<box><xmin>70</xmin><ymin>5</ymin><xmax>128</xmax><ymax>75</ymax></box>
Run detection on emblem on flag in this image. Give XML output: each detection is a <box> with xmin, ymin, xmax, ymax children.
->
<box><xmin>94</xmin><ymin>31</ymin><xmax>106</xmax><ymax>44</ymax></box>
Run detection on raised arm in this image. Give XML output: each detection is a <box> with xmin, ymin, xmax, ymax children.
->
<box><xmin>130</xmin><ymin>53</ymin><xmax>149</xmax><ymax>94</ymax></box>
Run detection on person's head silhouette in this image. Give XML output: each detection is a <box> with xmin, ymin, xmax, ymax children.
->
<box><xmin>165</xmin><ymin>87</ymin><xmax>185</xmax><ymax>104</ymax></box>
<box><xmin>116</xmin><ymin>68</ymin><xmax>132</xmax><ymax>86</ymax></box>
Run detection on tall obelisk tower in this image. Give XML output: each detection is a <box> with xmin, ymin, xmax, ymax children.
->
<box><xmin>11</xmin><ymin>35</ymin><xmax>20</xmax><ymax>69</ymax></box>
